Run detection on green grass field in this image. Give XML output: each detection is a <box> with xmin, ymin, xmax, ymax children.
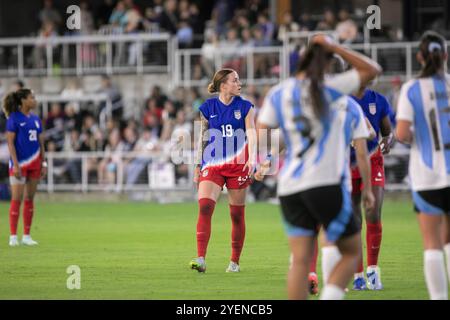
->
<box><xmin>0</xmin><ymin>198</ymin><xmax>429</xmax><ymax>300</ymax></box>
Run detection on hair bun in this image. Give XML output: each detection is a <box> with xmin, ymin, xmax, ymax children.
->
<box><xmin>207</xmin><ymin>82</ymin><xmax>216</xmax><ymax>94</ymax></box>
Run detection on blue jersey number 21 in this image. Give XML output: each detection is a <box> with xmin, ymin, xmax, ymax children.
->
<box><xmin>28</xmin><ymin>130</ymin><xmax>38</xmax><ymax>142</ymax></box>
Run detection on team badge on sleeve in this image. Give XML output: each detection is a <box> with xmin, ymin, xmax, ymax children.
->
<box><xmin>234</xmin><ymin>110</ymin><xmax>241</xmax><ymax>120</ymax></box>
<box><xmin>202</xmin><ymin>169</ymin><xmax>209</xmax><ymax>177</ymax></box>
<box><xmin>369</xmin><ymin>103</ymin><xmax>377</xmax><ymax>115</ymax></box>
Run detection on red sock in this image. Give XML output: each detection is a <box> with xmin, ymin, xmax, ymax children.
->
<box><xmin>9</xmin><ymin>200</ymin><xmax>21</xmax><ymax>235</ymax></box>
<box><xmin>309</xmin><ymin>237</ymin><xmax>318</xmax><ymax>273</ymax></box>
<box><xmin>23</xmin><ymin>199</ymin><xmax>34</xmax><ymax>235</ymax></box>
<box><xmin>230</xmin><ymin>204</ymin><xmax>245</xmax><ymax>264</ymax></box>
<box><xmin>196</xmin><ymin>198</ymin><xmax>216</xmax><ymax>258</ymax></box>
<box><xmin>357</xmin><ymin>253</ymin><xmax>364</xmax><ymax>273</ymax></box>
<box><xmin>366</xmin><ymin>222</ymin><xmax>382</xmax><ymax>267</ymax></box>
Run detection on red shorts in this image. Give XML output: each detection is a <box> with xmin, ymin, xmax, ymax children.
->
<box><xmin>199</xmin><ymin>164</ymin><xmax>252</xmax><ymax>189</ymax></box>
<box><xmin>351</xmin><ymin>151</ymin><xmax>385</xmax><ymax>195</ymax></box>
<box><xmin>9</xmin><ymin>166</ymin><xmax>41</xmax><ymax>184</ymax></box>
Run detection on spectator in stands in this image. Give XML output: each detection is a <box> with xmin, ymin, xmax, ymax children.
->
<box><xmin>98</xmin><ymin>75</ymin><xmax>124</xmax><ymax>121</ymax></box>
<box><xmin>299</xmin><ymin>13</ymin><xmax>316</xmax><ymax>31</ymax></box>
<box><xmin>143</xmin><ymin>97</ymin><xmax>162</xmax><ymax>136</ymax></box>
<box><xmin>316</xmin><ymin>8</ymin><xmax>336</xmax><ymax>31</ymax></box>
<box><xmin>10</xmin><ymin>80</ymin><xmax>25</xmax><ymax>92</ymax></box>
<box><xmin>95</xmin><ymin>0</ymin><xmax>116</xmax><ymax>29</ymax></box>
<box><xmin>160</xmin><ymin>99</ymin><xmax>177</xmax><ymax>142</ymax></box>
<box><xmin>277</xmin><ymin>11</ymin><xmax>300</xmax><ymax>43</ymax></box>
<box><xmin>335</xmin><ymin>8</ymin><xmax>358</xmax><ymax>43</ymax></box>
<box><xmin>125</xmin><ymin>128</ymin><xmax>154</xmax><ymax>186</ymax></box>
<box><xmin>189</xmin><ymin>88</ymin><xmax>203</xmax><ymax>113</ymax></box>
<box><xmin>257</xmin><ymin>13</ymin><xmax>275</xmax><ymax>45</ymax></box>
<box><xmin>45</xmin><ymin>102</ymin><xmax>65</xmax><ymax>151</ymax></box>
<box><xmin>177</xmin><ymin>19</ymin><xmax>194</xmax><ymax>49</ymax></box>
<box><xmin>109</xmin><ymin>1</ymin><xmax>127</xmax><ymax>27</ymax></box>
<box><xmin>39</xmin><ymin>0</ymin><xmax>62</xmax><ymax>28</ymax></box>
<box><xmin>147</xmin><ymin>85</ymin><xmax>168</xmax><ymax>109</ymax></box>
<box><xmin>201</xmin><ymin>30</ymin><xmax>219</xmax><ymax>78</ymax></box>
<box><xmin>245</xmin><ymin>0</ymin><xmax>264</xmax><ymax>25</ymax></box>
<box><xmin>97</xmin><ymin>128</ymin><xmax>125</xmax><ymax>185</ymax></box>
<box><xmin>188</xmin><ymin>3</ymin><xmax>202</xmax><ymax>35</ymax></box>
<box><xmin>33</xmin><ymin>21</ymin><xmax>58</xmax><ymax>68</ymax></box>
<box><xmin>158</xmin><ymin>0</ymin><xmax>178</xmax><ymax>34</ymax></box>
<box><xmin>220</xmin><ymin>28</ymin><xmax>242</xmax><ymax>72</ymax></box>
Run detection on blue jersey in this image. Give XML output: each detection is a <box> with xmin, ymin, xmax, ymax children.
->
<box><xmin>350</xmin><ymin>89</ymin><xmax>392</xmax><ymax>165</ymax></box>
<box><xmin>6</xmin><ymin>111</ymin><xmax>42</xmax><ymax>169</ymax></box>
<box><xmin>199</xmin><ymin>96</ymin><xmax>253</xmax><ymax>169</ymax></box>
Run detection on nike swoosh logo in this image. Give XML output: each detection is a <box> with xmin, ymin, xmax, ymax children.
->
<box><xmin>210</xmin><ymin>115</ymin><xmax>218</xmax><ymax>118</ymax></box>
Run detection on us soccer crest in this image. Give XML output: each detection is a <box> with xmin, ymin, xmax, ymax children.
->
<box><xmin>369</xmin><ymin>103</ymin><xmax>377</xmax><ymax>115</ymax></box>
<box><xmin>234</xmin><ymin>110</ymin><xmax>241</xmax><ymax>120</ymax></box>
<box><xmin>35</xmin><ymin>120</ymin><xmax>40</xmax><ymax>129</ymax></box>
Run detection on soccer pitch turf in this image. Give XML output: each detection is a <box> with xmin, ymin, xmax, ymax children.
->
<box><xmin>0</xmin><ymin>198</ymin><xmax>429</xmax><ymax>300</ymax></box>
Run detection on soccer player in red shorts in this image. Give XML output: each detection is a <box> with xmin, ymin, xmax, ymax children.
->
<box><xmin>190</xmin><ymin>69</ymin><xmax>256</xmax><ymax>273</ymax></box>
<box><xmin>3</xmin><ymin>88</ymin><xmax>47</xmax><ymax>246</ymax></box>
<box><xmin>350</xmin><ymin>86</ymin><xmax>395</xmax><ymax>290</ymax></box>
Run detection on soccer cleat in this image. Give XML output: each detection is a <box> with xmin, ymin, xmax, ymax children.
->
<box><xmin>226</xmin><ymin>261</ymin><xmax>240</xmax><ymax>273</ymax></box>
<box><xmin>190</xmin><ymin>257</ymin><xmax>206</xmax><ymax>273</ymax></box>
<box><xmin>366</xmin><ymin>266</ymin><xmax>383</xmax><ymax>290</ymax></box>
<box><xmin>352</xmin><ymin>277</ymin><xmax>367</xmax><ymax>290</ymax></box>
<box><xmin>21</xmin><ymin>235</ymin><xmax>38</xmax><ymax>246</ymax></box>
<box><xmin>9</xmin><ymin>235</ymin><xmax>19</xmax><ymax>247</ymax></box>
<box><xmin>308</xmin><ymin>272</ymin><xmax>319</xmax><ymax>295</ymax></box>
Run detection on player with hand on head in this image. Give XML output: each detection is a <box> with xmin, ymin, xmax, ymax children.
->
<box><xmin>3</xmin><ymin>88</ymin><xmax>47</xmax><ymax>246</ymax></box>
<box><xmin>396</xmin><ymin>31</ymin><xmax>450</xmax><ymax>300</ymax></box>
<box><xmin>256</xmin><ymin>34</ymin><xmax>380</xmax><ymax>300</ymax></box>
<box><xmin>190</xmin><ymin>68</ymin><xmax>256</xmax><ymax>273</ymax></box>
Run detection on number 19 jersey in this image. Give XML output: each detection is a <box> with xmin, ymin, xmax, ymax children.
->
<box><xmin>6</xmin><ymin>111</ymin><xmax>42</xmax><ymax>171</ymax></box>
<box><xmin>199</xmin><ymin>96</ymin><xmax>253</xmax><ymax>170</ymax></box>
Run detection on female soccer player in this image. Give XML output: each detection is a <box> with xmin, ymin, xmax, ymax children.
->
<box><xmin>256</xmin><ymin>34</ymin><xmax>380</xmax><ymax>300</ymax></box>
<box><xmin>350</xmin><ymin>86</ymin><xmax>395</xmax><ymax>290</ymax></box>
<box><xmin>396</xmin><ymin>31</ymin><xmax>450</xmax><ymax>300</ymax></box>
<box><xmin>190</xmin><ymin>68</ymin><xmax>256</xmax><ymax>273</ymax></box>
<box><xmin>3</xmin><ymin>88</ymin><xmax>46</xmax><ymax>246</ymax></box>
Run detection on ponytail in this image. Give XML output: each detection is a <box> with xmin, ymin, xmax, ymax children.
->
<box><xmin>298</xmin><ymin>44</ymin><xmax>333</xmax><ymax>119</ymax></box>
<box><xmin>418</xmin><ymin>31</ymin><xmax>446</xmax><ymax>78</ymax></box>
<box><xmin>2</xmin><ymin>88</ymin><xmax>32</xmax><ymax>118</ymax></box>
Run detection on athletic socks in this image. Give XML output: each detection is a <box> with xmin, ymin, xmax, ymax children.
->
<box><xmin>320</xmin><ymin>284</ymin><xmax>345</xmax><ymax>300</ymax></box>
<box><xmin>321</xmin><ymin>246</ymin><xmax>341</xmax><ymax>284</ymax></box>
<box><xmin>424</xmin><ymin>249</ymin><xmax>448</xmax><ymax>300</ymax></box>
<box><xmin>196</xmin><ymin>198</ymin><xmax>216</xmax><ymax>258</ymax></box>
<box><xmin>23</xmin><ymin>199</ymin><xmax>34</xmax><ymax>235</ymax></box>
<box><xmin>367</xmin><ymin>222</ymin><xmax>382</xmax><ymax>266</ymax></box>
<box><xmin>229</xmin><ymin>204</ymin><xmax>245</xmax><ymax>264</ymax></box>
<box><xmin>444</xmin><ymin>243</ymin><xmax>450</xmax><ymax>283</ymax></box>
<box><xmin>9</xmin><ymin>200</ymin><xmax>21</xmax><ymax>236</ymax></box>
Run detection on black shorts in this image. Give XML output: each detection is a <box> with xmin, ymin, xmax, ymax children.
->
<box><xmin>279</xmin><ymin>184</ymin><xmax>359</xmax><ymax>242</ymax></box>
<box><xmin>413</xmin><ymin>187</ymin><xmax>450</xmax><ymax>215</ymax></box>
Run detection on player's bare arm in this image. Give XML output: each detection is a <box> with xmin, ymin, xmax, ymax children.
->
<box><xmin>6</xmin><ymin>131</ymin><xmax>20</xmax><ymax>179</ymax></box>
<box><xmin>194</xmin><ymin>113</ymin><xmax>209</xmax><ymax>184</ymax></box>
<box><xmin>243</xmin><ymin>107</ymin><xmax>256</xmax><ymax>176</ymax></box>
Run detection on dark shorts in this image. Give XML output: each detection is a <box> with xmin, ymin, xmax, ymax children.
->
<box><xmin>413</xmin><ymin>187</ymin><xmax>450</xmax><ymax>215</ymax></box>
<box><xmin>279</xmin><ymin>184</ymin><xmax>359</xmax><ymax>243</ymax></box>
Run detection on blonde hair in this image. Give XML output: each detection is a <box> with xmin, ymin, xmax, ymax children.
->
<box><xmin>207</xmin><ymin>68</ymin><xmax>235</xmax><ymax>94</ymax></box>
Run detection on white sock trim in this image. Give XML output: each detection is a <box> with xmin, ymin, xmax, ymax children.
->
<box><xmin>320</xmin><ymin>284</ymin><xmax>345</xmax><ymax>300</ymax></box>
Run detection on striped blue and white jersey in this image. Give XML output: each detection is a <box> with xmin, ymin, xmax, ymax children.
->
<box><xmin>396</xmin><ymin>75</ymin><xmax>450</xmax><ymax>191</ymax></box>
<box><xmin>258</xmin><ymin>70</ymin><xmax>369</xmax><ymax>196</ymax></box>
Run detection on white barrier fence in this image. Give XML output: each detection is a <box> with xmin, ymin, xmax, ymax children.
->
<box><xmin>13</xmin><ymin>146</ymin><xmax>410</xmax><ymax>194</ymax></box>
<box><xmin>0</xmin><ymin>33</ymin><xmax>175</xmax><ymax>78</ymax></box>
